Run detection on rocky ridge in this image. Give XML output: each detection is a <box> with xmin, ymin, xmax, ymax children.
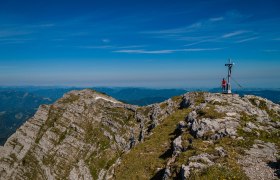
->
<box><xmin>0</xmin><ymin>90</ymin><xmax>279</xmax><ymax>180</ymax></box>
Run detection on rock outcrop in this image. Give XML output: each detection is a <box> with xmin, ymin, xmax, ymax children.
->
<box><xmin>159</xmin><ymin>92</ymin><xmax>280</xmax><ymax>180</ymax></box>
<box><xmin>0</xmin><ymin>89</ymin><xmax>179</xmax><ymax>179</ymax></box>
<box><xmin>0</xmin><ymin>90</ymin><xmax>279</xmax><ymax>180</ymax></box>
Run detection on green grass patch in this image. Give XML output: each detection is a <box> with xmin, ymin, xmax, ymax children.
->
<box><xmin>83</xmin><ymin>121</ymin><xmax>110</xmax><ymax>149</ymax></box>
<box><xmin>237</xmin><ymin>128</ymin><xmax>280</xmax><ymax>150</ymax></box>
<box><xmin>59</xmin><ymin>94</ymin><xmax>80</xmax><ymax>104</ymax></box>
<box><xmin>42</xmin><ymin>154</ymin><xmax>56</xmax><ymax>166</ymax></box>
<box><xmin>113</xmin><ymin>108</ymin><xmax>191</xmax><ymax>180</ymax></box>
<box><xmin>35</xmin><ymin>106</ymin><xmax>63</xmax><ymax>144</ymax></box>
<box><xmin>171</xmin><ymin>134</ymin><xmax>248</xmax><ymax>178</ymax></box>
<box><xmin>171</xmin><ymin>95</ymin><xmax>183</xmax><ymax>104</ymax></box>
<box><xmin>22</xmin><ymin>151</ymin><xmax>44</xmax><ymax>179</ymax></box>
<box><xmin>237</xmin><ymin>111</ymin><xmax>280</xmax><ymax>149</ymax></box>
<box><xmin>160</xmin><ymin>102</ymin><xmax>168</xmax><ymax>109</ymax></box>
<box><xmin>10</xmin><ymin>153</ymin><xmax>17</xmax><ymax>162</ymax></box>
<box><xmin>209</xmin><ymin>100</ymin><xmax>229</xmax><ymax>106</ymax></box>
<box><xmin>103</xmin><ymin>106</ymin><xmax>136</xmax><ymax>126</ymax></box>
<box><xmin>249</xmin><ymin>98</ymin><xmax>279</xmax><ymax>122</ymax></box>
<box><xmin>171</xmin><ymin>138</ymin><xmax>215</xmax><ymax>177</ymax></box>
<box><xmin>197</xmin><ymin>105</ymin><xmax>226</xmax><ymax>119</ymax></box>
<box><xmin>137</xmin><ymin>106</ymin><xmax>152</xmax><ymax>118</ymax></box>
<box><xmin>194</xmin><ymin>92</ymin><xmax>206</xmax><ymax>105</ymax></box>
<box><xmin>239</xmin><ymin>112</ymin><xmax>257</xmax><ymax>126</ymax></box>
<box><xmin>86</xmin><ymin>150</ymin><xmax>119</xmax><ymax>179</ymax></box>
<box><xmin>57</xmin><ymin>130</ymin><xmax>67</xmax><ymax>145</ymax></box>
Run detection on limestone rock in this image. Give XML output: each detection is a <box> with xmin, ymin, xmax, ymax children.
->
<box><xmin>238</xmin><ymin>141</ymin><xmax>279</xmax><ymax>180</ymax></box>
<box><xmin>180</xmin><ymin>165</ymin><xmax>190</xmax><ymax>180</ymax></box>
<box><xmin>0</xmin><ymin>90</ymin><xmax>279</xmax><ymax>180</ymax></box>
<box><xmin>215</xmin><ymin>146</ymin><xmax>227</xmax><ymax>157</ymax></box>
<box><xmin>172</xmin><ymin>136</ymin><xmax>183</xmax><ymax>155</ymax></box>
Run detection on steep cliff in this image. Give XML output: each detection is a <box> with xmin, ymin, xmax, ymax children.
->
<box><xmin>0</xmin><ymin>90</ymin><xmax>279</xmax><ymax>180</ymax></box>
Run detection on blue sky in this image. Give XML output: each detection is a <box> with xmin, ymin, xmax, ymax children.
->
<box><xmin>0</xmin><ymin>0</ymin><xmax>280</xmax><ymax>88</ymax></box>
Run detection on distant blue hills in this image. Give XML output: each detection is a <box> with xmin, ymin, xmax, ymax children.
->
<box><xmin>0</xmin><ymin>86</ymin><xmax>279</xmax><ymax>145</ymax></box>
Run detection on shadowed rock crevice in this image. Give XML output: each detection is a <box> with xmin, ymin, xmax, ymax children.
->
<box><xmin>267</xmin><ymin>160</ymin><xmax>280</xmax><ymax>178</ymax></box>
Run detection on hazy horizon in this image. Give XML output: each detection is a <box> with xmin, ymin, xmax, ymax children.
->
<box><xmin>0</xmin><ymin>0</ymin><xmax>279</xmax><ymax>87</ymax></box>
<box><xmin>0</xmin><ymin>85</ymin><xmax>280</xmax><ymax>90</ymax></box>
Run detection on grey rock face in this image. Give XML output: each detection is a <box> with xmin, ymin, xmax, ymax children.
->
<box><xmin>180</xmin><ymin>153</ymin><xmax>214</xmax><ymax>179</ymax></box>
<box><xmin>178</xmin><ymin>93</ymin><xmax>279</xmax><ymax>180</ymax></box>
<box><xmin>177</xmin><ymin>121</ymin><xmax>187</xmax><ymax>133</ymax></box>
<box><xmin>215</xmin><ymin>146</ymin><xmax>227</xmax><ymax>157</ymax></box>
<box><xmin>246</xmin><ymin>122</ymin><xmax>258</xmax><ymax>130</ymax></box>
<box><xmin>185</xmin><ymin>93</ymin><xmax>280</xmax><ymax>141</ymax></box>
<box><xmin>69</xmin><ymin>160</ymin><xmax>92</xmax><ymax>180</ymax></box>
<box><xmin>172</xmin><ymin>136</ymin><xmax>183</xmax><ymax>155</ymax></box>
<box><xmin>0</xmin><ymin>89</ymin><xmax>145</xmax><ymax>180</ymax></box>
<box><xmin>162</xmin><ymin>167</ymin><xmax>171</xmax><ymax>180</ymax></box>
<box><xmin>180</xmin><ymin>165</ymin><xmax>190</xmax><ymax>180</ymax></box>
<box><xmin>0</xmin><ymin>89</ymin><xmax>182</xmax><ymax>180</ymax></box>
<box><xmin>238</xmin><ymin>140</ymin><xmax>279</xmax><ymax>180</ymax></box>
<box><xmin>0</xmin><ymin>90</ymin><xmax>279</xmax><ymax>180</ymax></box>
<box><xmin>180</xmin><ymin>96</ymin><xmax>192</xmax><ymax>109</ymax></box>
<box><xmin>189</xmin><ymin>153</ymin><xmax>214</xmax><ymax>165</ymax></box>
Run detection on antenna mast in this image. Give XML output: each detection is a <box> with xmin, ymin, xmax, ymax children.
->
<box><xmin>225</xmin><ymin>59</ymin><xmax>234</xmax><ymax>94</ymax></box>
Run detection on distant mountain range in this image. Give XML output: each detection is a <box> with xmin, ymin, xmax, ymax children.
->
<box><xmin>0</xmin><ymin>86</ymin><xmax>279</xmax><ymax>145</ymax></box>
<box><xmin>0</xmin><ymin>87</ymin><xmax>188</xmax><ymax>106</ymax></box>
<box><xmin>209</xmin><ymin>88</ymin><xmax>280</xmax><ymax>104</ymax></box>
<box><xmin>0</xmin><ymin>87</ymin><xmax>187</xmax><ymax>145</ymax></box>
<box><xmin>0</xmin><ymin>90</ymin><xmax>53</xmax><ymax>145</ymax></box>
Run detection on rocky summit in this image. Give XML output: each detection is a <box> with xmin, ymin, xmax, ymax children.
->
<box><xmin>0</xmin><ymin>89</ymin><xmax>279</xmax><ymax>180</ymax></box>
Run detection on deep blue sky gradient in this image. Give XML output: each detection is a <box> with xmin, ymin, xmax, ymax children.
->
<box><xmin>0</xmin><ymin>0</ymin><xmax>280</xmax><ymax>87</ymax></box>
